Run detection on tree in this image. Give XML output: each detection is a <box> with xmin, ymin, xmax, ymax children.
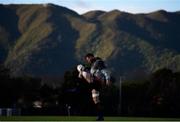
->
<box><xmin>148</xmin><ymin>68</ymin><xmax>180</xmax><ymax>116</ymax></box>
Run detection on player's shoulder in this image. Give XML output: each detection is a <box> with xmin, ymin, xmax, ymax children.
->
<box><xmin>93</xmin><ymin>57</ymin><xmax>106</xmax><ymax>69</ymax></box>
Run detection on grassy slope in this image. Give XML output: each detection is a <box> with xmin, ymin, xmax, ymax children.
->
<box><xmin>83</xmin><ymin>10</ymin><xmax>180</xmax><ymax>73</ymax></box>
<box><xmin>1</xmin><ymin>4</ymin><xmax>180</xmax><ymax>77</ymax></box>
<box><xmin>4</xmin><ymin>5</ymin><xmax>53</xmax><ymax>74</ymax></box>
<box><xmin>5</xmin><ymin>4</ymin><xmax>80</xmax><ymax>76</ymax></box>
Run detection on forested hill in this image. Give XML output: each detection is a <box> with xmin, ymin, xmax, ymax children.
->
<box><xmin>0</xmin><ymin>4</ymin><xmax>180</xmax><ymax>79</ymax></box>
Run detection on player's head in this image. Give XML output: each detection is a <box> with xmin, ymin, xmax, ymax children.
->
<box><xmin>84</xmin><ymin>53</ymin><xmax>95</xmax><ymax>64</ymax></box>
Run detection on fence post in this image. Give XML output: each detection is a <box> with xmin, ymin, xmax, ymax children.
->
<box><xmin>7</xmin><ymin>108</ymin><xmax>12</xmax><ymax>116</ymax></box>
<box><xmin>0</xmin><ymin>108</ymin><xmax>2</xmax><ymax>116</ymax></box>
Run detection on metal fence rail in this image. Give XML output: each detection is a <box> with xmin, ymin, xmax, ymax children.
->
<box><xmin>0</xmin><ymin>108</ymin><xmax>21</xmax><ymax>116</ymax></box>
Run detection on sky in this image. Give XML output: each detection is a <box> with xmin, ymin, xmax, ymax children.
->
<box><xmin>0</xmin><ymin>0</ymin><xmax>180</xmax><ymax>14</ymax></box>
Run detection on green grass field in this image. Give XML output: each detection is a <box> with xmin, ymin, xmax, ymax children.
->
<box><xmin>0</xmin><ymin>116</ymin><xmax>180</xmax><ymax>121</ymax></box>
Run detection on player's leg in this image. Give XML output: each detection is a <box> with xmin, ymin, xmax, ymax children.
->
<box><xmin>91</xmin><ymin>89</ymin><xmax>104</xmax><ymax>121</ymax></box>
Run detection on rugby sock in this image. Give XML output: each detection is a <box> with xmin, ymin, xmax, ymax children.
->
<box><xmin>96</xmin><ymin>103</ymin><xmax>104</xmax><ymax>121</ymax></box>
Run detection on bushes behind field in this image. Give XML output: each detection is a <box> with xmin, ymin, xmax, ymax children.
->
<box><xmin>0</xmin><ymin>64</ymin><xmax>180</xmax><ymax>117</ymax></box>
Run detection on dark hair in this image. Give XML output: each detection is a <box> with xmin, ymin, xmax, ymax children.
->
<box><xmin>85</xmin><ymin>53</ymin><xmax>94</xmax><ymax>58</ymax></box>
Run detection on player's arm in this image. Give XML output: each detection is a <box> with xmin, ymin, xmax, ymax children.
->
<box><xmin>101</xmin><ymin>69</ymin><xmax>111</xmax><ymax>86</ymax></box>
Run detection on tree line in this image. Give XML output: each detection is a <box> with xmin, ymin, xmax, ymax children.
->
<box><xmin>0</xmin><ymin>64</ymin><xmax>180</xmax><ymax>117</ymax></box>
